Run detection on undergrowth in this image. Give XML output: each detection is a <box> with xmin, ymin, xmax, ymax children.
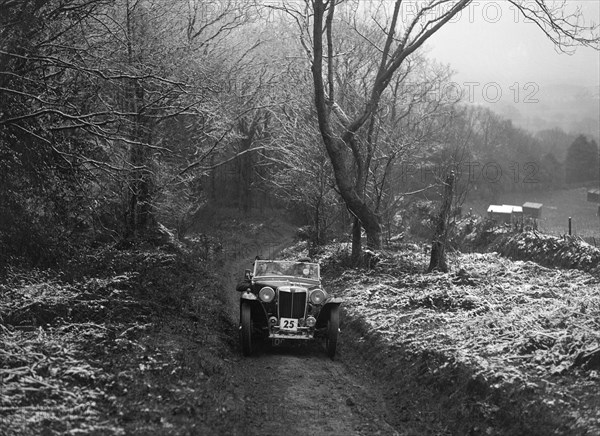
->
<box><xmin>0</xmin><ymin>238</ymin><xmax>234</xmax><ymax>435</ymax></box>
<box><xmin>314</xmin><ymin>241</ymin><xmax>600</xmax><ymax>435</ymax></box>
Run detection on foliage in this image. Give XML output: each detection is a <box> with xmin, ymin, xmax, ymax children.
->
<box><xmin>0</xmin><ymin>238</ymin><xmax>233</xmax><ymax>435</ymax></box>
<box><xmin>536</xmin><ymin>128</ymin><xmax>577</xmax><ymax>162</ymax></box>
<box><xmin>565</xmin><ymin>134</ymin><xmax>599</xmax><ymax>184</ymax></box>
<box><xmin>304</xmin><ymin>0</ymin><xmax>598</xmax><ymax>257</ymax></box>
<box><xmin>0</xmin><ymin>0</ymin><xmax>267</xmax><ymax>263</ymax></box>
<box><xmin>491</xmin><ymin>231</ymin><xmax>600</xmax><ymax>274</ymax></box>
<box><xmin>2</xmin><ymin>0</ymin><xmax>597</xmax><ymax>270</ymax></box>
<box><xmin>323</xmin><ymin>244</ymin><xmax>600</xmax><ymax>435</ymax></box>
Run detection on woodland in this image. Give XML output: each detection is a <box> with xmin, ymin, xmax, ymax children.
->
<box><xmin>0</xmin><ymin>0</ymin><xmax>598</xmax><ymax>270</ymax></box>
<box><xmin>1</xmin><ymin>1</ymin><xmax>599</xmax><ymax>435</ymax></box>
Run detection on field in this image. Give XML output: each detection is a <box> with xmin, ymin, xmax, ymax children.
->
<box><xmin>465</xmin><ymin>187</ymin><xmax>600</xmax><ymax>240</ymax></box>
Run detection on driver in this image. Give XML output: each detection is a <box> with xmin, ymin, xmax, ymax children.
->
<box><xmin>256</xmin><ymin>263</ymin><xmax>268</xmax><ymax>276</ymax></box>
<box><xmin>294</xmin><ymin>257</ymin><xmax>314</xmax><ymax>277</ymax></box>
<box><xmin>293</xmin><ymin>263</ymin><xmax>309</xmax><ymax>277</ymax></box>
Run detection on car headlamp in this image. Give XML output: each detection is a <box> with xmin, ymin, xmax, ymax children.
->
<box><xmin>259</xmin><ymin>286</ymin><xmax>275</xmax><ymax>303</ymax></box>
<box><xmin>310</xmin><ymin>289</ymin><xmax>326</xmax><ymax>304</ymax></box>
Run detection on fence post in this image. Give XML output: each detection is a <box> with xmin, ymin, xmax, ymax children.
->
<box><xmin>568</xmin><ymin>217</ymin><xmax>572</xmax><ymax>236</ymax></box>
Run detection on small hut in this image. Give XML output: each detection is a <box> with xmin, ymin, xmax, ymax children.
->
<box><xmin>587</xmin><ymin>189</ymin><xmax>600</xmax><ymax>203</ymax></box>
<box><xmin>505</xmin><ymin>204</ymin><xmax>523</xmax><ymax>220</ymax></box>
<box><xmin>487</xmin><ymin>205</ymin><xmax>514</xmax><ymax>223</ymax></box>
<box><xmin>522</xmin><ymin>202</ymin><xmax>543</xmax><ymax>219</ymax></box>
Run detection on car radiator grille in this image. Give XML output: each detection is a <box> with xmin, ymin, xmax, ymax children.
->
<box><xmin>278</xmin><ymin>290</ymin><xmax>306</xmax><ymax>319</ymax></box>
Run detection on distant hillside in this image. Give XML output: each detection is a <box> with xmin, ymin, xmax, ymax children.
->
<box><xmin>480</xmin><ymin>83</ymin><xmax>600</xmax><ymax>142</ymax></box>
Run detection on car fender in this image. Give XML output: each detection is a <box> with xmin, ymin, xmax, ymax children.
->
<box><xmin>240</xmin><ymin>292</ymin><xmax>269</xmax><ymax>327</ymax></box>
<box><xmin>315</xmin><ymin>298</ymin><xmax>342</xmax><ymax>328</ymax></box>
<box><xmin>241</xmin><ymin>290</ymin><xmax>257</xmax><ymax>301</ymax></box>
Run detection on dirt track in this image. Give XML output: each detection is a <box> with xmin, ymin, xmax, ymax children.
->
<box><xmin>217</xmin><ymin>236</ymin><xmax>405</xmax><ymax>436</ymax></box>
<box><xmin>224</xmin><ymin>341</ymin><xmax>403</xmax><ymax>436</ymax></box>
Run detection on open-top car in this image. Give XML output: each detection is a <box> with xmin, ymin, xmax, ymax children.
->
<box><xmin>237</xmin><ymin>259</ymin><xmax>342</xmax><ymax>359</ymax></box>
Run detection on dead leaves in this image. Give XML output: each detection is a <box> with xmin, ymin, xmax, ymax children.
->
<box><xmin>493</xmin><ymin>231</ymin><xmax>600</xmax><ymax>273</ymax></box>
<box><xmin>0</xmin><ymin>324</ymin><xmax>113</xmax><ymax>435</ymax></box>
<box><xmin>324</xmin><ymin>245</ymin><xmax>600</xmax><ymax>434</ymax></box>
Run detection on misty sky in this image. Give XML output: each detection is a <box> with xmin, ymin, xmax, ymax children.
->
<box><xmin>425</xmin><ymin>0</ymin><xmax>599</xmax><ymax>97</ymax></box>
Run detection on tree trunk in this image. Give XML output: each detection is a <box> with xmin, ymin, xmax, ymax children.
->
<box><xmin>237</xmin><ymin>117</ymin><xmax>258</xmax><ymax>212</ymax></box>
<box><xmin>351</xmin><ymin>217</ymin><xmax>361</xmax><ymax>265</ymax></box>
<box><xmin>125</xmin><ymin>80</ymin><xmax>154</xmax><ymax>239</ymax></box>
<box><xmin>124</xmin><ymin>1</ymin><xmax>154</xmax><ymax>239</ymax></box>
<box><xmin>428</xmin><ymin>171</ymin><xmax>455</xmax><ymax>273</ymax></box>
<box><xmin>314</xmin><ymin>196</ymin><xmax>321</xmax><ymax>245</ymax></box>
<box><xmin>311</xmin><ymin>1</ymin><xmax>382</xmax><ymax>253</ymax></box>
<box><xmin>327</xmin><ymin>136</ymin><xmax>382</xmax><ymax>251</ymax></box>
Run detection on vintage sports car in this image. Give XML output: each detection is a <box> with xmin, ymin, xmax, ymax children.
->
<box><xmin>237</xmin><ymin>259</ymin><xmax>342</xmax><ymax>359</ymax></box>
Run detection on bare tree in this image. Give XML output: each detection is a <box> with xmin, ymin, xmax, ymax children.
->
<box><xmin>308</xmin><ymin>0</ymin><xmax>598</xmax><ymax>261</ymax></box>
<box><xmin>0</xmin><ymin>0</ymin><xmax>258</xmax><ymax>245</ymax></box>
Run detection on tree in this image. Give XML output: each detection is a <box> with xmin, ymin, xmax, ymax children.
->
<box><xmin>428</xmin><ymin>171</ymin><xmax>455</xmax><ymax>273</ymax></box>
<box><xmin>565</xmin><ymin>135</ymin><xmax>599</xmax><ymax>184</ymax></box>
<box><xmin>307</xmin><ymin>0</ymin><xmax>598</xmax><ymax>262</ymax></box>
<box><xmin>0</xmin><ymin>0</ymin><xmax>257</xmax><ymax>256</ymax></box>
<box><xmin>0</xmin><ymin>0</ymin><xmax>113</xmax><ymax>263</ymax></box>
<box><xmin>269</xmin><ymin>98</ymin><xmax>340</xmax><ymax>249</ymax></box>
<box><xmin>536</xmin><ymin>128</ymin><xmax>576</xmax><ymax>162</ymax></box>
<box><xmin>368</xmin><ymin>57</ymin><xmax>461</xmax><ymax>244</ymax></box>
<box><xmin>540</xmin><ymin>152</ymin><xmax>564</xmax><ymax>188</ymax></box>
<box><xmin>310</xmin><ymin>0</ymin><xmax>469</xmax><ymax>254</ymax></box>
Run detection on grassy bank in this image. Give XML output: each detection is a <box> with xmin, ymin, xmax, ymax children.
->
<box><xmin>0</xmin><ymin>240</ymin><xmax>238</xmax><ymax>435</ymax></box>
<box><xmin>299</xmin><ymin>242</ymin><xmax>600</xmax><ymax>435</ymax></box>
<box><xmin>0</xmin><ymin>210</ymin><xmax>298</xmax><ymax>436</ymax></box>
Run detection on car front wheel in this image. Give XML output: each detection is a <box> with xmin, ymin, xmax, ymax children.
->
<box><xmin>240</xmin><ymin>302</ymin><xmax>252</xmax><ymax>356</ymax></box>
<box><xmin>326</xmin><ymin>305</ymin><xmax>339</xmax><ymax>359</ymax></box>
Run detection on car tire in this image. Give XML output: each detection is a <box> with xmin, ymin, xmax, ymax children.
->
<box><xmin>326</xmin><ymin>305</ymin><xmax>339</xmax><ymax>360</ymax></box>
<box><xmin>240</xmin><ymin>302</ymin><xmax>252</xmax><ymax>356</ymax></box>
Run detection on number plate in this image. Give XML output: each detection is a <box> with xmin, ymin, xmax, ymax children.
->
<box><xmin>279</xmin><ymin>318</ymin><xmax>298</xmax><ymax>332</ymax></box>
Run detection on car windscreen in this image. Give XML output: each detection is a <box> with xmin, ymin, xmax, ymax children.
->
<box><xmin>253</xmin><ymin>261</ymin><xmax>319</xmax><ymax>280</ymax></box>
